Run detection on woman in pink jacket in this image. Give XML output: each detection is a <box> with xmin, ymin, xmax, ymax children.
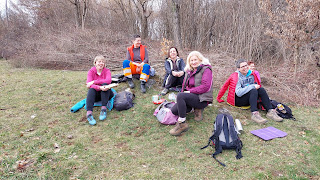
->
<box><xmin>86</xmin><ymin>55</ymin><xmax>113</xmax><ymax>125</ymax></box>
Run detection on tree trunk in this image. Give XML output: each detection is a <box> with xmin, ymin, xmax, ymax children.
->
<box><xmin>5</xmin><ymin>0</ymin><xmax>9</xmax><ymax>27</ymax></box>
<box><xmin>294</xmin><ymin>45</ymin><xmax>300</xmax><ymax>79</ymax></box>
<box><xmin>81</xmin><ymin>0</ymin><xmax>89</xmax><ymax>30</ymax></box>
<box><xmin>190</xmin><ymin>0</ymin><xmax>197</xmax><ymax>49</ymax></box>
<box><xmin>171</xmin><ymin>0</ymin><xmax>182</xmax><ymax>49</ymax></box>
<box><xmin>74</xmin><ymin>0</ymin><xmax>81</xmax><ymax>28</ymax></box>
<box><xmin>141</xmin><ymin>8</ymin><xmax>148</xmax><ymax>38</ymax></box>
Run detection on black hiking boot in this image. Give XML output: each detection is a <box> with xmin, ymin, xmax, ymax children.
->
<box><xmin>127</xmin><ymin>78</ymin><xmax>135</xmax><ymax>89</ymax></box>
<box><xmin>140</xmin><ymin>81</ymin><xmax>146</xmax><ymax>93</ymax></box>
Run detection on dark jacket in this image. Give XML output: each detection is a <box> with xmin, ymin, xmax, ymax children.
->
<box><xmin>163</xmin><ymin>57</ymin><xmax>186</xmax><ymax>87</ymax></box>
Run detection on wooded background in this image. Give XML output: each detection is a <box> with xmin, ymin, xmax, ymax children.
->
<box><xmin>1</xmin><ymin>0</ymin><xmax>319</xmax><ymax>106</ymax></box>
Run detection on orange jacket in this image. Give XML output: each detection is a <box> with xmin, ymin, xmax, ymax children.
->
<box><xmin>127</xmin><ymin>45</ymin><xmax>146</xmax><ymax>62</ymax></box>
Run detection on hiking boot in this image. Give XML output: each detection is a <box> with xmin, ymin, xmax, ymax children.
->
<box><xmin>140</xmin><ymin>81</ymin><xmax>146</xmax><ymax>93</ymax></box>
<box><xmin>266</xmin><ymin>109</ymin><xmax>283</xmax><ymax>122</ymax></box>
<box><xmin>161</xmin><ymin>88</ymin><xmax>169</xmax><ymax>96</ymax></box>
<box><xmin>99</xmin><ymin>109</ymin><xmax>107</xmax><ymax>121</ymax></box>
<box><xmin>194</xmin><ymin>108</ymin><xmax>204</xmax><ymax>121</ymax></box>
<box><xmin>127</xmin><ymin>78</ymin><xmax>135</xmax><ymax>89</ymax></box>
<box><xmin>175</xmin><ymin>87</ymin><xmax>182</xmax><ymax>92</ymax></box>
<box><xmin>251</xmin><ymin>112</ymin><xmax>267</xmax><ymax>124</ymax></box>
<box><xmin>87</xmin><ymin>114</ymin><xmax>96</xmax><ymax>125</ymax></box>
<box><xmin>169</xmin><ymin>122</ymin><xmax>189</xmax><ymax>136</ymax></box>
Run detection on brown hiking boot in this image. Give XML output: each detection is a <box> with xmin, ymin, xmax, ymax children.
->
<box><xmin>169</xmin><ymin>122</ymin><xmax>189</xmax><ymax>136</ymax></box>
<box><xmin>266</xmin><ymin>109</ymin><xmax>283</xmax><ymax>122</ymax></box>
<box><xmin>251</xmin><ymin>111</ymin><xmax>268</xmax><ymax>124</ymax></box>
<box><xmin>194</xmin><ymin>109</ymin><xmax>204</xmax><ymax>121</ymax></box>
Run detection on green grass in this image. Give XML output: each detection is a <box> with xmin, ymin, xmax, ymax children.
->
<box><xmin>0</xmin><ymin>59</ymin><xmax>319</xmax><ymax>179</ymax></box>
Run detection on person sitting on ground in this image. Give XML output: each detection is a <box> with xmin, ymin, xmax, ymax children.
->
<box><xmin>248</xmin><ymin>61</ymin><xmax>261</xmax><ymax>83</ymax></box>
<box><xmin>123</xmin><ymin>34</ymin><xmax>151</xmax><ymax>93</ymax></box>
<box><xmin>161</xmin><ymin>47</ymin><xmax>185</xmax><ymax>95</ymax></box>
<box><xmin>169</xmin><ymin>51</ymin><xmax>213</xmax><ymax>136</ymax></box>
<box><xmin>216</xmin><ymin>59</ymin><xmax>283</xmax><ymax>124</ymax></box>
<box><xmin>86</xmin><ymin>55</ymin><xmax>114</xmax><ymax>125</ymax></box>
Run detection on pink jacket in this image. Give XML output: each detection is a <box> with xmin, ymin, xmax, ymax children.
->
<box><xmin>86</xmin><ymin>66</ymin><xmax>111</xmax><ymax>91</ymax></box>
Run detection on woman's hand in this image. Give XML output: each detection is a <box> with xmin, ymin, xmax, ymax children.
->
<box><xmin>100</xmin><ymin>86</ymin><xmax>110</xmax><ymax>91</ymax></box>
<box><xmin>86</xmin><ymin>81</ymin><xmax>94</xmax><ymax>88</ymax></box>
<box><xmin>172</xmin><ymin>71</ymin><xmax>183</xmax><ymax>77</ymax></box>
<box><xmin>172</xmin><ymin>71</ymin><xmax>178</xmax><ymax>77</ymax></box>
<box><xmin>254</xmin><ymin>84</ymin><xmax>260</xmax><ymax>89</ymax></box>
<box><xmin>177</xmin><ymin>71</ymin><xmax>184</xmax><ymax>77</ymax></box>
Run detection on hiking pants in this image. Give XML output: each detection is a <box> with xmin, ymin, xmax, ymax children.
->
<box><xmin>171</xmin><ymin>92</ymin><xmax>208</xmax><ymax>118</ymax></box>
<box><xmin>164</xmin><ymin>74</ymin><xmax>184</xmax><ymax>89</ymax></box>
<box><xmin>123</xmin><ymin>60</ymin><xmax>150</xmax><ymax>82</ymax></box>
<box><xmin>86</xmin><ymin>85</ymin><xmax>114</xmax><ymax>111</ymax></box>
<box><xmin>235</xmin><ymin>87</ymin><xmax>272</xmax><ymax>112</ymax></box>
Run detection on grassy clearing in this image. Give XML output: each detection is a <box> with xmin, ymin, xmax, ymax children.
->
<box><xmin>0</xmin><ymin>59</ymin><xmax>319</xmax><ymax>179</ymax></box>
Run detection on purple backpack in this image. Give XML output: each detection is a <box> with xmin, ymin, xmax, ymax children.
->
<box><xmin>153</xmin><ymin>100</ymin><xmax>178</xmax><ymax>125</ymax></box>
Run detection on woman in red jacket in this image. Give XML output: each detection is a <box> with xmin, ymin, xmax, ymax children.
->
<box><xmin>86</xmin><ymin>55</ymin><xmax>113</xmax><ymax>125</ymax></box>
<box><xmin>217</xmin><ymin>59</ymin><xmax>282</xmax><ymax>124</ymax></box>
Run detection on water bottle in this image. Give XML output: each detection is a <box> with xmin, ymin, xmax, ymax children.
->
<box><xmin>235</xmin><ymin>119</ymin><xmax>243</xmax><ymax>134</ymax></box>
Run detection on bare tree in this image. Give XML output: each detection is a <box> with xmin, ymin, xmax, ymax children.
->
<box><xmin>259</xmin><ymin>0</ymin><xmax>320</xmax><ymax>76</ymax></box>
<box><xmin>69</xmin><ymin>0</ymin><xmax>89</xmax><ymax>30</ymax></box>
<box><xmin>132</xmin><ymin>0</ymin><xmax>152</xmax><ymax>38</ymax></box>
<box><xmin>171</xmin><ymin>0</ymin><xmax>182</xmax><ymax>49</ymax></box>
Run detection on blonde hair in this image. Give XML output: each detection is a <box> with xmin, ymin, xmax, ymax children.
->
<box><xmin>93</xmin><ymin>55</ymin><xmax>106</xmax><ymax>67</ymax></box>
<box><xmin>185</xmin><ymin>51</ymin><xmax>211</xmax><ymax>71</ymax></box>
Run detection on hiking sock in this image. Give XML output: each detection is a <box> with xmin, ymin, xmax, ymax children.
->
<box><xmin>178</xmin><ymin>117</ymin><xmax>186</xmax><ymax>123</ymax></box>
<box><xmin>87</xmin><ymin>111</ymin><xmax>93</xmax><ymax>116</ymax></box>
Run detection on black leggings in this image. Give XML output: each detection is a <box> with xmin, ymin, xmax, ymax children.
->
<box><xmin>164</xmin><ymin>75</ymin><xmax>184</xmax><ymax>89</ymax></box>
<box><xmin>171</xmin><ymin>93</ymin><xmax>208</xmax><ymax>118</ymax></box>
<box><xmin>86</xmin><ymin>88</ymin><xmax>113</xmax><ymax>111</ymax></box>
<box><xmin>235</xmin><ymin>87</ymin><xmax>272</xmax><ymax>112</ymax></box>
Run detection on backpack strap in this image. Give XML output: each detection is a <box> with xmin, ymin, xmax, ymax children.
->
<box><xmin>212</xmin><ymin>114</ymin><xmax>224</xmax><ymax>156</ymax></box>
<box><xmin>201</xmin><ymin>113</ymin><xmax>224</xmax><ymax>150</ymax></box>
<box><xmin>225</xmin><ymin>114</ymin><xmax>243</xmax><ymax>159</ymax></box>
<box><xmin>212</xmin><ymin>154</ymin><xmax>226</xmax><ymax>167</ymax></box>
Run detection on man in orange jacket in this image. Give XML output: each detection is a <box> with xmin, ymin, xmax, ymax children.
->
<box><xmin>123</xmin><ymin>35</ymin><xmax>150</xmax><ymax>93</ymax></box>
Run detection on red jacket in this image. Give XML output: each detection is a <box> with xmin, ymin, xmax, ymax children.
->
<box><xmin>217</xmin><ymin>71</ymin><xmax>260</xmax><ymax>106</ymax></box>
<box><xmin>127</xmin><ymin>45</ymin><xmax>146</xmax><ymax>62</ymax></box>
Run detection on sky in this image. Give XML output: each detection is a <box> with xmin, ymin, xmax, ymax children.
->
<box><xmin>0</xmin><ymin>0</ymin><xmax>17</xmax><ymax>14</ymax></box>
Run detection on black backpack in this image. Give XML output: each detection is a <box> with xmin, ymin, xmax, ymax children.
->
<box><xmin>113</xmin><ymin>90</ymin><xmax>135</xmax><ymax>111</ymax></box>
<box><xmin>270</xmin><ymin>100</ymin><xmax>296</xmax><ymax>120</ymax></box>
<box><xmin>201</xmin><ymin>113</ymin><xmax>243</xmax><ymax>167</ymax></box>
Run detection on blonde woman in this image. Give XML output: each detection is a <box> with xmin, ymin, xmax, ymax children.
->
<box><xmin>86</xmin><ymin>55</ymin><xmax>113</xmax><ymax>125</ymax></box>
<box><xmin>169</xmin><ymin>51</ymin><xmax>213</xmax><ymax>136</ymax></box>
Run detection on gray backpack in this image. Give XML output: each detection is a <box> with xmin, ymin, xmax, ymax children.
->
<box><xmin>153</xmin><ymin>101</ymin><xmax>178</xmax><ymax>125</ymax></box>
<box><xmin>201</xmin><ymin>113</ymin><xmax>243</xmax><ymax>167</ymax></box>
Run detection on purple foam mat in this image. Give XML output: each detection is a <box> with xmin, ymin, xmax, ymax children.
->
<box><xmin>250</xmin><ymin>126</ymin><xmax>287</xmax><ymax>140</ymax></box>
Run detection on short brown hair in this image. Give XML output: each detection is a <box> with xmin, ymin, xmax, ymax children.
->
<box><xmin>93</xmin><ymin>55</ymin><xmax>106</xmax><ymax>67</ymax></box>
<box><xmin>235</xmin><ymin>59</ymin><xmax>246</xmax><ymax>68</ymax></box>
<box><xmin>133</xmin><ymin>34</ymin><xmax>141</xmax><ymax>40</ymax></box>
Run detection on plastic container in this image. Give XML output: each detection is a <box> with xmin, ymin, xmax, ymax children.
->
<box><xmin>168</xmin><ymin>93</ymin><xmax>176</xmax><ymax>102</ymax></box>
